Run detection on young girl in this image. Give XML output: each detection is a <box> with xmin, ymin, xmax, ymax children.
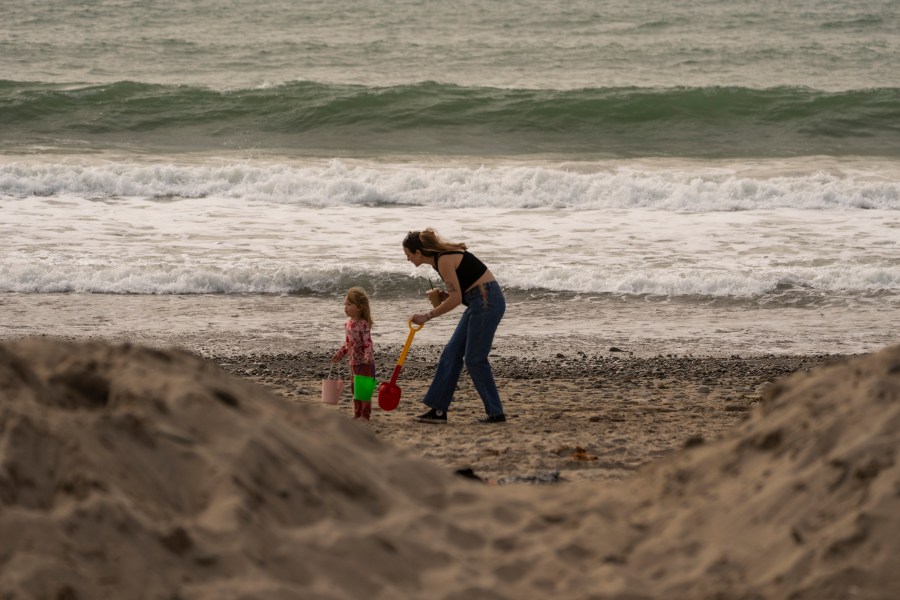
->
<box><xmin>331</xmin><ymin>287</ymin><xmax>376</xmax><ymax>420</ymax></box>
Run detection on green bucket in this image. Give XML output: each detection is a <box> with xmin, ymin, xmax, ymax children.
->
<box><xmin>353</xmin><ymin>375</ymin><xmax>377</xmax><ymax>401</ymax></box>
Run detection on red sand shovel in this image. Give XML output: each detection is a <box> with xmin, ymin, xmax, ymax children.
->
<box><xmin>378</xmin><ymin>320</ymin><xmax>424</xmax><ymax>411</ymax></box>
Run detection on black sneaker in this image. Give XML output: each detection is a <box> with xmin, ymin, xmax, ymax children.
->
<box><xmin>415</xmin><ymin>408</ymin><xmax>447</xmax><ymax>424</ymax></box>
<box><xmin>476</xmin><ymin>414</ymin><xmax>506</xmax><ymax>424</ymax></box>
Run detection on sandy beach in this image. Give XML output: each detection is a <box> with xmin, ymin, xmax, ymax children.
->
<box><xmin>0</xmin><ymin>291</ymin><xmax>877</xmax><ymax>489</ymax></box>
<box><xmin>1</xmin><ymin>290</ymin><xmax>897</xmax><ymax>600</ymax></box>
<box><xmin>6</xmin><ymin>296</ymin><xmax>895</xmax><ymax>600</ymax></box>
<box><xmin>1</xmin><ymin>329</ymin><xmax>897</xmax><ymax>599</ymax></box>
<box><xmin>218</xmin><ymin>342</ymin><xmax>839</xmax><ymax>485</ymax></box>
<box><xmin>2</xmin><ymin>290</ymin><xmax>869</xmax><ymax>484</ymax></box>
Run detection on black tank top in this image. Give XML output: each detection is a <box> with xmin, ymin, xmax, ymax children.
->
<box><xmin>433</xmin><ymin>251</ymin><xmax>488</xmax><ymax>295</ymax></box>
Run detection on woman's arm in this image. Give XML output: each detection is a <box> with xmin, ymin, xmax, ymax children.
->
<box><xmin>412</xmin><ymin>254</ymin><xmax>462</xmax><ymax>325</ymax></box>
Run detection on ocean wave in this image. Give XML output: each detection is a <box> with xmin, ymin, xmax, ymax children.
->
<box><xmin>2</xmin><ymin>261</ymin><xmax>897</xmax><ymax>300</ymax></box>
<box><xmin>2</xmin><ymin>80</ymin><xmax>899</xmax><ymax>158</ymax></box>
<box><xmin>2</xmin><ymin>159</ymin><xmax>898</xmax><ymax>211</ymax></box>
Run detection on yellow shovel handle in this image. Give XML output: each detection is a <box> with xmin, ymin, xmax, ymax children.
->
<box><xmin>396</xmin><ymin>320</ymin><xmax>423</xmax><ymax>367</ymax></box>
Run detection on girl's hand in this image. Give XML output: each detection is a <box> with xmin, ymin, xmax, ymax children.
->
<box><xmin>411</xmin><ymin>312</ymin><xmax>429</xmax><ymax>326</ymax></box>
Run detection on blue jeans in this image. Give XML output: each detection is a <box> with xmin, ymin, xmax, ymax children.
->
<box><xmin>423</xmin><ymin>280</ymin><xmax>505</xmax><ymax>416</ymax></box>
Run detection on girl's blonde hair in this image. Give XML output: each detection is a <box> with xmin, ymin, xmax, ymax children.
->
<box><xmin>402</xmin><ymin>228</ymin><xmax>466</xmax><ymax>257</ymax></box>
<box><xmin>346</xmin><ymin>287</ymin><xmax>374</xmax><ymax>326</ymax></box>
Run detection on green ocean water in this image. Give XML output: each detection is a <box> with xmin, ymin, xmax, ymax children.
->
<box><xmin>2</xmin><ymin>81</ymin><xmax>899</xmax><ymax>157</ymax></box>
<box><xmin>1</xmin><ymin>0</ymin><xmax>899</xmax><ymax>354</ymax></box>
<box><xmin>3</xmin><ymin>0</ymin><xmax>898</xmax><ymax>91</ymax></box>
<box><xmin>2</xmin><ymin>0</ymin><xmax>899</xmax><ymax>157</ymax></box>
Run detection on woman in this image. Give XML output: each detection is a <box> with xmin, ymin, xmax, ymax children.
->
<box><xmin>403</xmin><ymin>228</ymin><xmax>507</xmax><ymax>424</ymax></box>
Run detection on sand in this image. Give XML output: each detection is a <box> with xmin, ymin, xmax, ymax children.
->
<box><xmin>2</xmin><ymin>334</ymin><xmax>898</xmax><ymax>599</ymax></box>
<box><xmin>218</xmin><ymin>345</ymin><xmax>836</xmax><ymax>485</ymax></box>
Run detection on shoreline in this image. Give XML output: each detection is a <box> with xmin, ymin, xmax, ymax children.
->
<box><xmin>0</xmin><ymin>292</ymin><xmax>871</xmax><ymax>483</ymax></box>
<box><xmin>1</xmin><ymin>291</ymin><xmax>894</xmax><ymax>358</ymax></box>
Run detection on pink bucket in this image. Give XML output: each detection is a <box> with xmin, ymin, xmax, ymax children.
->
<box><xmin>321</xmin><ymin>364</ymin><xmax>344</xmax><ymax>405</ymax></box>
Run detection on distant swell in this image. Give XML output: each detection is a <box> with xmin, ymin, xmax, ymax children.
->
<box><xmin>2</xmin><ymin>80</ymin><xmax>899</xmax><ymax>158</ymax></box>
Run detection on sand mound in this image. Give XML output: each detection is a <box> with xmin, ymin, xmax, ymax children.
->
<box><xmin>527</xmin><ymin>344</ymin><xmax>900</xmax><ymax>599</ymax></box>
<box><xmin>1</xmin><ymin>338</ymin><xmax>898</xmax><ymax>599</ymax></box>
<box><xmin>0</xmin><ymin>338</ymin><xmax>476</xmax><ymax>599</ymax></box>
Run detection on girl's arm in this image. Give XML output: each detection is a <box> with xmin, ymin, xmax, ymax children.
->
<box><xmin>332</xmin><ymin>328</ymin><xmax>350</xmax><ymax>362</ymax></box>
<box><xmin>332</xmin><ymin>346</ymin><xmax>347</xmax><ymax>362</ymax></box>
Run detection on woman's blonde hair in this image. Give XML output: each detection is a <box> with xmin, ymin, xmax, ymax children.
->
<box><xmin>402</xmin><ymin>228</ymin><xmax>466</xmax><ymax>257</ymax></box>
<box><xmin>345</xmin><ymin>287</ymin><xmax>374</xmax><ymax>326</ymax></box>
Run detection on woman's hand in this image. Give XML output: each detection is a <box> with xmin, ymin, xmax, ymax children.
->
<box><xmin>425</xmin><ymin>288</ymin><xmax>449</xmax><ymax>307</ymax></box>
<box><xmin>411</xmin><ymin>312</ymin><xmax>430</xmax><ymax>326</ymax></box>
